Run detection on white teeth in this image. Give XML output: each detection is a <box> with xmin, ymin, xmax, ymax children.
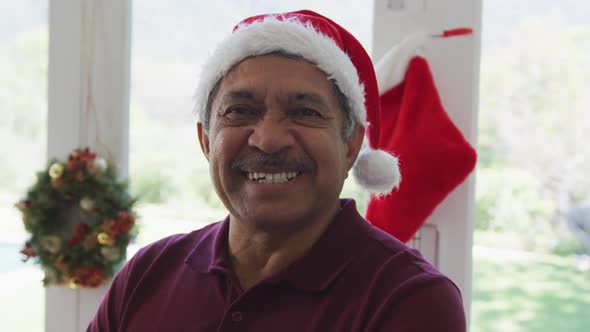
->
<box><xmin>246</xmin><ymin>171</ymin><xmax>299</xmax><ymax>184</ymax></box>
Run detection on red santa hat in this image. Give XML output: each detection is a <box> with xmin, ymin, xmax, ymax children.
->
<box><xmin>194</xmin><ymin>9</ymin><xmax>401</xmax><ymax>194</ymax></box>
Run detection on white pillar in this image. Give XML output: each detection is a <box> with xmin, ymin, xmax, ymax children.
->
<box><xmin>372</xmin><ymin>0</ymin><xmax>482</xmax><ymax>321</ymax></box>
<box><xmin>46</xmin><ymin>0</ymin><xmax>131</xmax><ymax>331</ymax></box>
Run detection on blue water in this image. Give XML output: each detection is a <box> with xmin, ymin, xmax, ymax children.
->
<box><xmin>0</xmin><ymin>242</ymin><xmax>27</xmax><ymax>273</ymax></box>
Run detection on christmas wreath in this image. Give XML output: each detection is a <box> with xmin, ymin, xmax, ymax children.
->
<box><xmin>15</xmin><ymin>148</ymin><xmax>137</xmax><ymax>288</ymax></box>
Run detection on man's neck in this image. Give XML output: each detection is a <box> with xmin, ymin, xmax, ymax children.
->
<box><xmin>227</xmin><ymin>203</ymin><xmax>341</xmax><ymax>290</ymax></box>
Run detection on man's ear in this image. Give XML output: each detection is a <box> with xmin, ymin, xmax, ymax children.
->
<box><xmin>197</xmin><ymin>123</ymin><xmax>210</xmax><ymax>161</ymax></box>
<box><xmin>346</xmin><ymin>124</ymin><xmax>365</xmax><ymax>171</ymax></box>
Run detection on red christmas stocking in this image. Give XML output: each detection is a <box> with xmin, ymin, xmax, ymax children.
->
<box><xmin>366</xmin><ymin>56</ymin><xmax>477</xmax><ymax>243</ymax></box>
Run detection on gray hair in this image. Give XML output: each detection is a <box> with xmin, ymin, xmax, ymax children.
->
<box><xmin>201</xmin><ymin>52</ymin><xmax>357</xmax><ymax>141</ymax></box>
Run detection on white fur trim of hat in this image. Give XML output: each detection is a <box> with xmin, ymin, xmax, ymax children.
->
<box><xmin>193</xmin><ymin>11</ymin><xmax>402</xmax><ymax>195</ymax></box>
<box><xmin>193</xmin><ymin>15</ymin><xmax>366</xmax><ymax>128</ymax></box>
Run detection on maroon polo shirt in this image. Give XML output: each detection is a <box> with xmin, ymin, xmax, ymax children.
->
<box><xmin>88</xmin><ymin>199</ymin><xmax>466</xmax><ymax>331</ymax></box>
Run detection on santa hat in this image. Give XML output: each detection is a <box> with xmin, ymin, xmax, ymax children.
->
<box><xmin>194</xmin><ymin>9</ymin><xmax>401</xmax><ymax>194</ymax></box>
<box><xmin>367</xmin><ymin>30</ymin><xmax>478</xmax><ymax>242</ymax></box>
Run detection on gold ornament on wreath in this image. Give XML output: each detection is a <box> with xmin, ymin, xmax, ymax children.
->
<box><xmin>15</xmin><ymin>147</ymin><xmax>138</xmax><ymax>288</ymax></box>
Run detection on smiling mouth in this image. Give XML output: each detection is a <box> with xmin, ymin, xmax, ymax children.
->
<box><xmin>244</xmin><ymin>171</ymin><xmax>301</xmax><ymax>184</ymax></box>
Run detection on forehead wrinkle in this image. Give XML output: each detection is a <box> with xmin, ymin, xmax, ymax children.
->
<box><xmin>223</xmin><ymin>86</ymin><xmax>329</xmax><ymax>109</ymax></box>
<box><xmin>219</xmin><ymin>88</ymin><xmax>258</xmax><ymax>106</ymax></box>
<box><xmin>229</xmin><ymin>88</ymin><xmax>256</xmax><ymax>100</ymax></box>
<box><xmin>286</xmin><ymin>91</ymin><xmax>329</xmax><ymax>107</ymax></box>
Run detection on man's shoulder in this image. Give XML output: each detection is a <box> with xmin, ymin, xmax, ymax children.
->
<box><xmin>356</xmin><ymin>221</ymin><xmax>455</xmax><ymax>290</ymax></box>
<box><xmin>358</xmin><ymin>231</ymin><xmax>467</xmax><ymax>331</ymax></box>
<box><xmin>349</xmin><ymin>222</ymin><xmax>465</xmax><ymax>329</ymax></box>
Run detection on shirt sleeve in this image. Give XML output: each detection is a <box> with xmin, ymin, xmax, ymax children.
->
<box><xmin>371</xmin><ymin>276</ymin><xmax>467</xmax><ymax>332</ymax></box>
<box><xmin>86</xmin><ymin>254</ymin><xmax>137</xmax><ymax>332</ymax></box>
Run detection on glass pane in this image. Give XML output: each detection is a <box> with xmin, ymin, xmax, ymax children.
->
<box><xmin>0</xmin><ymin>1</ymin><xmax>48</xmax><ymax>331</ymax></box>
<box><xmin>473</xmin><ymin>1</ymin><xmax>590</xmax><ymax>331</ymax></box>
<box><xmin>129</xmin><ymin>0</ymin><xmax>372</xmax><ymax>249</ymax></box>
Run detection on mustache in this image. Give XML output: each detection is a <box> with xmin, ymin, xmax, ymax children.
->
<box><xmin>231</xmin><ymin>151</ymin><xmax>314</xmax><ymax>172</ymax></box>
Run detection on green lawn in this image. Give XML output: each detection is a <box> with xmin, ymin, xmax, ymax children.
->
<box><xmin>471</xmin><ymin>246</ymin><xmax>590</xmax><ymax>331</ymax></box>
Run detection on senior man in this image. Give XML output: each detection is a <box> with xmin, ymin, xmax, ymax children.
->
<box><xmin>89</xmin><ymin>10</ymin><xmax>466</xmax><ymax>331</ymax></box>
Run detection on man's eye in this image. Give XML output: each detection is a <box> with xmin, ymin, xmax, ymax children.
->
<box><xmin>218</xmin><ymin>106</ymin><xmax>259</xmax><ymax>126</ymax></box>
<box><xmin>294</xmin><ymin>108</ymin><xmax>322</xmax><ymax>118</ymax></box>
<box><xmin>223</xmin><ymin>107</ymin><xmax>257</xmax><ymax>117</ymax></box>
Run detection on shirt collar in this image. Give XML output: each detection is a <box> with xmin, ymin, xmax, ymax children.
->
<box><xmin>184</xmin><ymin>216</ymin><xmax>231</xmax><ymax>273</ymax></box>
<box><xmin>184</xmin><ymin>199</ymin><xmax>369</xmax><ymax>292</ymax></box>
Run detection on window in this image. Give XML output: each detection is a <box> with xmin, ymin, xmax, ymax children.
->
<box><xmin>472</xmin><ymin>1</ymin><xmax>590</xmax><ymax>330</ymax></box>
<box><xmin>0</xmin><ymin>1</ymin><xmax>48</xmax><ymax>331</ymax></box>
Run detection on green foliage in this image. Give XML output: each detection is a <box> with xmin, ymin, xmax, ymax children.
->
<box><xmin>477</xmin><ymin>14</ymin><xmax>590</xmax><ymax>254</ymax></box>
<box><xmin>130</xmin><ymin>162</ymin><xmax>174</xmax><ymax>204</ymax></box>
<box><xmin>0</xmin><ymin>28</ymin><xmax>48</xmax><ymax>194</ymax></box>
<box><xmin>188</xmin><ymin>169</ymin><xmax>224</xmax><ymax>209</ymax></box>
<box><xmin>0</xmin><ymin>27</ymin><xmax>48</xmax><ymax>139</ymax></box>
<box><xmin>475</xmin><ymin>167</ymin><xmax>558</xmax><ymax>252</ymax></box>
<box><xmin>479</xmin><ymin>17</ymin><xmax>590</xmax><ymax>199</ymax></box>
<box><xmin>552</xmin><ymin>236</ymin><xmax>584</xmax><ymax>257</ymax></box>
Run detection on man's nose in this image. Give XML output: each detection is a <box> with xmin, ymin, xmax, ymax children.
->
<box><xmin>248</xmin><ymin>114</ymin><xmax>295</xmax><ymax>154</ymax></box>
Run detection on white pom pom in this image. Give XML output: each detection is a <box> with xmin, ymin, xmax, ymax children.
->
<box><xmin>352</xmin><ymin>149</ymin><xmax>401</xmax><ymax>195</ymax></box>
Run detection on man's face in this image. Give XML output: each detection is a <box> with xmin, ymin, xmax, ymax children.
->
<box><xmin>198</xmin><ymin>55</ymin><xmax>364</xmax><ymax>231</ymax></box>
